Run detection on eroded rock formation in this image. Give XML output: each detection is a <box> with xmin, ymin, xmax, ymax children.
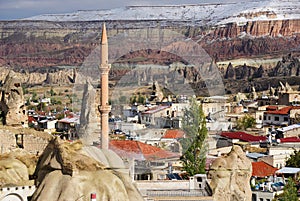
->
<box><xmin>78</xmin><ymin>80</ymin><xmax>100</xmax><ymax>145</ymax></box>
<box><xmin>0</xmin><ymin>71</ymin><xmax>27</xmax><ymax>126</ymax></box>
<box><xmin>31</xmin><ymin>138</ymin><xmax>143</xmax><ymax>201</ymax></box>
<box><xmin>0</xmin><ymin>149</ymin><xmax>37</xmax><ymax>187</ymax></box>
<box><xmin>208</xmin><ymin>145</ymin><xmax>252</xmax><ymax>201</ymax></box>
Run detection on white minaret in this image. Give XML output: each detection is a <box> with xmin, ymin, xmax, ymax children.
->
<box><xmin>99</xmin><ymin>23</ymin><xmax>111</xmax><ymax>149</ymax></box>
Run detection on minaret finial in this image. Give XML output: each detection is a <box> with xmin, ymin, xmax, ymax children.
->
<box><xmin>101</xmin><ymin>23</ymin><xmax>108</xmax><ymax>65</ymax></box>
<box><xmin>101</xmin><ymin>23</ymin><xmax>107</xmax><ymax>44</ymax></box>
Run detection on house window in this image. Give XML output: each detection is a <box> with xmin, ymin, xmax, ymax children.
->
<box><xmin>284</xmin><ymin>117</ymin><xmax>288</xmax><ymax>122</ymax></box>
<box><xmin>274</xmin><ymin>116</ymin><xmax>279</xmax><ymax>121</ymax></box>
<box><xmin>268</xmin><ymin>116</ymin><xmax>271</xmax><ymax>120</ymax></box>
<box><xmin>259</xmin><ymin>115</ymin><xmax>262</xmax><ymax>120</ymax></box>
<box><xmin>259</xmin><ymin>198</ymin><xmax>263</xmax><ymax>201</ymax></box>
<box><xmin>264</xmin><ymin>116</ymin><xmax>266</xmax><ymax>120</ymax></box>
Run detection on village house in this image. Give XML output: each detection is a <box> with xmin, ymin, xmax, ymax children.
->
<box><xmin>258</xmin><ymin>146</ymin><xmax>296</xmax><ymax>169</ymax></box>
<box><xmin>56</xmin><ymin>115</ymin><xmax>79</xmax><ymax>139</ymax></box>
<box><xmin>251</xmin><ymin>161</ymin><xmax>282</xmax><ymax>201</ymax></box>
<box><xmin>140</xmin><ymin>105</ymin><xmax>172</xmax><ymax>127</ymax></box>
<box><xmin>217</xmin><ymin>131</ymin><xmax>267</xmax><ymax>148</ymax></box>
<box><xmin>276</xmin><ymin>124</ymin><xmax>300</xmax><ymax>138</ymax></box>
<box><xmin>263</xmin><ymin>106</ymin><xmax>300</xmax><ymax>127</ymax></box>
<box><xmin>109</xmin><ymin>140</ymin><xmax>180</xmax><ymax>181</ymax></box>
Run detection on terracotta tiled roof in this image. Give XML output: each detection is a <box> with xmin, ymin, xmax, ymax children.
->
<box><xmin>266</xmin><ymin>105</ymin><xmax>278</xmax><ymax>111</ymax></box>
<box><xmin>265</xmin><ymin>106</ymin><xmax>300</xmax><ymax>115</ymax></box>
<box><xmin>28</xmin><ymin>116</ymin><xmax>36</xmax><ymax>123</ymax></box>
<box><xmin>162</xmin><ymin>129</ymin><xmax>185</xmax><ymax>139</ymax></box>
<box><xmin>252</xmin><ymin>161</ymin><xmax>278</xmax><ymax>177</ymax></box>
<box><xmin>279</xmin><ymin>137</ymin><xmax>300</xmax><ymax>143</ymax></box>
<box><xmin>221</xmin><ymin>132</ymin><xmax>267</xmax><ymax>142</ymax></box>
<box><xmin>109</xmin><ymin>140</ymin><xmax>180</xmax><ymax>161</ymax></box>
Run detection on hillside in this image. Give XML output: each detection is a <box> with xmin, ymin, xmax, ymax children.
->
<box><xmin>0</xmin><ymin>1</ymin><xmax>299</xmax><ymax>94</ymax></box>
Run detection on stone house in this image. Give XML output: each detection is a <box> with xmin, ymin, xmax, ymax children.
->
<box><xmin>140</xmin><ymin>105</ymin><xmax>172</xmax><ymax>127</ymax></box>
<box><xmin>109</xmin><ymin>140</ymin><xmax>180</xmax><ymax>181</ymax></box>
<box><xmin>263</xmin><ymin>106</ymin><xmax>300</xmax><ymax>127</ymax></box>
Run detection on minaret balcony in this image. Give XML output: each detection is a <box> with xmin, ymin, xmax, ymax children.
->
<box><xmin>99</xmin><ymin>105</ymin><xmax>111</xmax><ymax>113</ymax></box>
<box><xmin>100</xmin><ymin>64</ymin><xmax>111</xmax><ymax>73</ymax></box>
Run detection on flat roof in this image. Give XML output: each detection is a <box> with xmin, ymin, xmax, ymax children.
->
<box><xmin>276</xmin><ymin>167</ymin><xmax>300</xmax><ymax>174</ymax></box>
<box><xmin>277</xmin><ymin>124</ymin><xmax>300</xmax><ymax>132</ymax></box>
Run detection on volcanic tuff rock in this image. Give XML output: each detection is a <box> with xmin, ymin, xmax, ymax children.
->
<box><xmin>0</xmin><ymin>71</ymin><xmax>27</xmax><ymax>126</ymax></box>
<box><xmin>0</xmin><ymin>149</ymin><xmax>37</xmax><ymax>187</ymax></box>
<box><xmin>31</xmin><ymin>138</ymin><xmax>143</xmax><ymax>201</ymax></box>
<box><xmin>77</xmin><ymin>79</ymin><xmax>100</xmax><ymax>145</ymax></box>
<box><xmin>0</xmin><ymin>1</ymin><xmax>300</xmax><ymax>68</ymax></box>
<box><xmin>208</xmin><ymin>145</ymin><xmax>252</xmax><ymax>201</ymax></box>
<box><xmin>0</xmin><ymin>2</ymin><xmax>299</xmax><ymax>94</ymax></box>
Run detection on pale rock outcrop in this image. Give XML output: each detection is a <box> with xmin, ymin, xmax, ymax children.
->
<box><xmin>0</xmin><ymin>71</ymin><xmax>27</xmax><ymax>126</ymax></box>
<box><xmin>78</xmin><ymin>80</ymin><xmax>100</xmax><ymax>145</ymax></box>
<box><xmin>208</xmin><ymin>145</ymin><xmax>252</xmax><ymax>201</ymax></box>
<box><xmin>0</xmin><ymin>149</ymin><xmax>38</xmax><ymax>187</ymax></box>
<box><xmin>31</xmin><ymin>138</ymin><xmax>143</xmax><ymax>201</ymax></box>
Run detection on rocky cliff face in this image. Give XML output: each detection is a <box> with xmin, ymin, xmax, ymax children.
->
<box><xmin>0</xmin><ymin>7</ymin><xmax>299</xmax><ymax>93</ymax></box>
<box><xmin>201</xmin><ymin>19</ymin><xmax>300</xmax><ymax>61</ymax></box>
<box><xmin>0</xmin><ymin>18</ymin><xmax>299</xmax><ymax>68</ymax></box>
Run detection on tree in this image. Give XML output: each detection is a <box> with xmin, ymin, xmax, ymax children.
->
<box><xmin>236</xmin><ymin>114</ymin><xmax>256</xmax><ymax>130</ymax></box>
<box><xmin>180</xmin><ymin>97</ymin><xmax>208</xmax><ymax>176</ymax></box>
<box><xmin>286</xmin><ymin>150</ymin><xmax>300</xmax><ymax>168</ymax></box>
<box><xmin>50</xmin><ymin>87</ymin><xmax>55</xmax><ymax>96</ymax></box>
<box><xmin>274</xmin><ymin>178</ymin><xmax>298</xmax><ymax>201</ymax></box>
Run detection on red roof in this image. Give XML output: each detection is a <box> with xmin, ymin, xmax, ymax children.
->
<box><xmin>28</xmin><ymin>116</ymin><xmax>36</xmax><ymax>123</ymax></box>
<box><xmin>252</xmin><ymin>161</ymin><xmax>278</xmax><ymax>177</ymax></box>
<box><xmin>109</xmin><ymin>140</ymin><xmax>180</xmax><ymax>161</ymax></box>
<box><xmin>162</xmin><ymin>129</ymin><xmax>185</xmax><ymax>139</ymax></box>
<box><xmin>221</xmin><ymin>132</ymin><xmax>267</xmax><ymax>142</ymax></box>
<box><xmin>266</xmin><ymin>105</ymin><xmax>278</xmax><ymax>111</ymax></box>
<box><xmin>279</xmin><ymin>137</ymin><xmax>300</xmax><ymax>143</ymax></box>
<box><xmin>265</xmin><ymin>106</ymin><xmax>300</xmax><ymax>115</ymax></box>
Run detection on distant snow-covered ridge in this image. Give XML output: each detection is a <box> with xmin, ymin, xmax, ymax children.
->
<box><xmin>23</xmin><ymin>0</ymin><xmax>300</xmax><ymax>25</ymax></box>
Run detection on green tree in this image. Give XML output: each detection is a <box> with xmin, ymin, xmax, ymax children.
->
<box><xmin>50</xmin><ymin>87</ymin><xmax>55</xmax><ymax>96</ymax></box>
<box><xmin>180</xmin><ymin>97</ymin><xmax>208</xmax><ymax>176</ymax></box>
<box><xmin>119</xmin><ymin>95</ymin><xmax>127</xmax><ymax>104</ymax></box>
<box><xmin>286</xmin><ymin>150</ymin><xmax>300</xmax><ymax>168</ymax></box>
<box><xmin>137</xmin><ymin>94</ymin><xmax>145</xmax><ymax>104</ymax></box>
<box><xmin>274</xmin><ymin>178</ymin><xmax>298</xmax><ymax>201</ymax></box>
<box><xmin>31</xmin><ymin>91</ymin><xmax>38</xmax><ymax>102</ymax></box>
<box><xmin>236</xmin><ymin>114</ymin><xmax>256</xmax><ymax>130</ymax></box>
<box><xmin>130</xmin><ymin>95</ymin><xmax>137</xmax><ymax>104</ymax></box>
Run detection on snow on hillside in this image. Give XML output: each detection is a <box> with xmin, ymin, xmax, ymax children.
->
<box><xmin>23</xmin><ymin>0</ymin><xmax>300</xmax><ymax>25</ymax></box>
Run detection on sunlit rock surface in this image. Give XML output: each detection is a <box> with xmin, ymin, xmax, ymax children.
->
<box><xmin>0</xmin><ymin>149</ymin><xmax>37</xmax><ymax>187</ymax></box>
<box><xmin>208</xmin><ymin>145</ymin><xmax>252</xmax><ymax>201</ymax></box>
<box><xmin>0</xmin><ymin>71</ymin><xmax>27</xmax><ymax>126</ymax></box>
<box><xmin>31</xmin><ymin>138</ymin><xmax>143</xmax><ymax>201</ymax></box>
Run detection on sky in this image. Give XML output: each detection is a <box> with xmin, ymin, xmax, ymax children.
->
<box><xmin>0</xmin><ymin>0</ymin><xmax>230</xmax><ymax>20</ymax></box>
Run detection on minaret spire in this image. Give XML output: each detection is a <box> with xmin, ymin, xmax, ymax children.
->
<box><xmin>99</xmin><ymin>23</ymin><xmax>111</xmax><ymax>149</ymax></box>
